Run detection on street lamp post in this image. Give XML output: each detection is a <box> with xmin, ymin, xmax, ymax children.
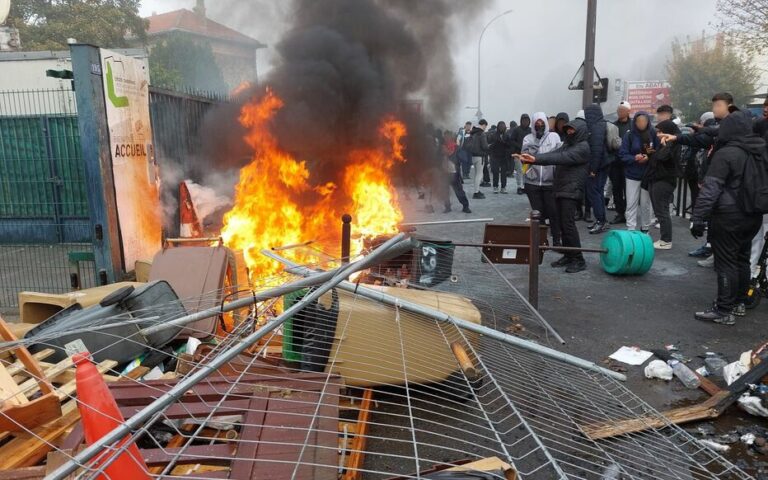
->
<box><xmin>476</xmin><ymin>9</ymin><xmax>514</xmax><ymax>120</ymax></box>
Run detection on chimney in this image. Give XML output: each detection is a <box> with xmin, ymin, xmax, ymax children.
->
<box><xmin>194</xmin><ymin>0</ymin><xmax>206</xmax><ymax>18</ymax></box>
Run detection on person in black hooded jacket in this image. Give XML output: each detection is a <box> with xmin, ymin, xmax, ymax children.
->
<box><xmin>554</xmin><ymin>112</ymin><xmax>570</xmax><ymax>141</ymax></box>
<box><xmin>510</xmin><ymin>114</ymin><xmax>532</xmax><ymax>194</ymax></box>
<box><xmin>646</xmin><ymin>120</ymin><xmax>682</xmax><ymax>250</ymax></box>
<box><xmin>519</xmin><ymin>119</ymin><xmax>590</xmax><ymax>273</ymax></box>
<box><xmin>691</xmin><ymin>111</ymin><xmax>767</xmax><ymax>325</ymax></box>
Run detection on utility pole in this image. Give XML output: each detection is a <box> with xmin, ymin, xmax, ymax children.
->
<box><xmin>582</xmin><ymin>0</ymin><xmax>597</xmax><ymax>108</ymax></box>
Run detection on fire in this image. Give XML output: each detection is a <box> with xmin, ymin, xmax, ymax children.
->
<box><xmin>221</xmin><ymin>91</ymin><xmax>406</xmax><ymax>282</ymax></box>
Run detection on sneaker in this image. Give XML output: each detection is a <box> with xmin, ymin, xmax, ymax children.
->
<box><xmin>565</xmin><ymin>259</ymin><xmax>587</xmax><ymax>273</ymax></box>
<box><xmin>500</xmin><ymin>188</ymin><xmax>508</xmax><ymax>194</ymax></box>
<box><xmin>462</xmin><ymin>206</ymin><xmax>472</xmax><ymax>214</ymax></box>
<box><xmin>653</xmin><ymin>240</ymin><xmax>672</xmax><ymax>250</ymax></box>
<box><xmin>550</xmin><ymin>256</ymin><xmax>572</xmax><ymax>268</ymax></box>
<box><xmin>732</xmin><ymin>303</ymin><xmax>746</xmax><ymax>317</ymax></box>
<box><xmin>609</xmin><ymin>215</ymin><xmax>626</xmax><ymax>225</ymax></box>
<box><xmin>517</xmin><ymin>188</ymin><xmax>524</xmax><ymax>195</ymax></box>
<box><xmin>472</xmin><ymin>192</ymin><xmax>485</xmax><ymax>199</ymax></box>
<box><xmin>493</xmin><ymin>187</ymin><xmax>499</xmax><ymax>194</ymax></box>
<box><xmin>589</xmin><ymin>221</ymin><xmax>610</xmax><ymax>234</ymax></box>
<box><xmin>694</xmin><ymin>308</ymin><xmax>736</xmax><ymax>326</ymax></box>
<box><xmin>443</xmin><ymin>206</ymin><xmax>452</xmax><ymax>213</ymax></box>
<box><xmin>698</xmin><ymin>255</ymin><xmax>714</xmax><ymax>268</ymax></box>
<box><xmin>689</xmin><ymin>244</ymin><xmax>712</xmax><ymax>258</ymax></box>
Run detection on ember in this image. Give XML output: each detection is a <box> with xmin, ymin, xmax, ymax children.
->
<box><xmin>220</xmin><ymin>90</ymin><xmax>406</xmax><ymax>281</ymax></box>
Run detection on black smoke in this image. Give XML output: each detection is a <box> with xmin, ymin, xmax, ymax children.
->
<box><xmin>189</xmin><ymin>0</ymin><xmax>484</xmax><ymax>204</ymax></box>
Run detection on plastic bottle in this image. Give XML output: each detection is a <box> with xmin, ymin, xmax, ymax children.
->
<box><xmin>668</xmin><ymin>359</ymin><xmax>701</xmax><ymax>389</ymax></box>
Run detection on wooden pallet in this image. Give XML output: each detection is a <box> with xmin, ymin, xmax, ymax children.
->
<box><xmin>339</xmin><ymin>388</ymin><xmax>374</xmax><ymax>480</ymax></box>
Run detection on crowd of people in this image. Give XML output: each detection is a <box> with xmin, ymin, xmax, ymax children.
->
<box><xmin>435</xmin><ymin>93</ymin><xmax>768</xmax><ymax>324</ymax></box>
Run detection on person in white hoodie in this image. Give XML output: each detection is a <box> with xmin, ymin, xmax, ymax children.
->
<box><xmin>522</xmin><ymin>112</ymin><xmax>564</xmax><ymax>246</ymax></box>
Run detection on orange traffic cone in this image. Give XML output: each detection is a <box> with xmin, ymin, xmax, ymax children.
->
<box><xmin>73</xmin><ymin>352</ymin><xmax>150</xmax><ymax>479</ymax></box>
<box><xmin>179</xmin><ymin>181</ymin><xmax>203</xmax><ymax>238</ymax></box>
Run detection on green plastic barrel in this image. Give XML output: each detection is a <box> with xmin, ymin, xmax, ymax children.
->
<box><xmin>600</xmin><ymin>230</ymin><xmax>655</xmax><ymax>276</ymax></box>
<box><xmin>282</xmin><ymin>289</ymin><xmax>308</xmax><ymax>362</ymax></box>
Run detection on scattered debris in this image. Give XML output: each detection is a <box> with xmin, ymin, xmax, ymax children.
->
<box><xmin>742</xmin><ymin>433</ymin><xmax>757</xmax><ymax>446</ymax></box>
<box><xmin>608</xmin><ymin>346</ymin><xmax>653</xmax><ymax>366</ymax></box>
<box><xmin>699</xmin><ymin>439</ymin><xmax>731</xmax><ymax>453</ymax></box>
<box><xmin>739</xmin><ymin>394</ymin><xmax>768</xmax><ymax>417</ymax></box>
<box><xmin>644</xmin><ymin>359</ymin><xmax>673</xmax><ymax>380</ymax></box>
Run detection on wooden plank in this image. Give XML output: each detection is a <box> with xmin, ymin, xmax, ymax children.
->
<box><xmin>0</xmin><ymin>362</ymin><xmax>28</xmax><ymax>406</ymax></box>
<box><xmin>341</xmin><ymin>388</ymin><xmax>373</xmax><ymax>480</ymax></box>
<box><xmin>582</xmin><ymin>391</ymin><xmax>729</xmax><ymax>440</ymax></box>
<box><xmin>3</xmin><ymin>349</ymin><xmax>55</xmax><ymax>377</ymax></box>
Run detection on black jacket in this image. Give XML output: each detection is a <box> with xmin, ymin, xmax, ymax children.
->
<box><xmin>584</xmin><ymin>104</ymin><xmax>608</xmax><ymax>173</ymax></box>
<box><xmin>646</xmin><ymin>120</ymin><xmax>682</xmax><ymax>184</ymax></box>
<box><xmin>533</xmin><ymin>119</ymin><xmax>590</xmax><ymax>200</ymax></box>
<box><xmin>555</xmin><ymin>112</ymin><xmax>570</xmax><ymax>141</ymax></box>
<box><xmin>466</xmin><ymin>126</ymin><xmax>489</xmax><ymax>156</ymax></box>
<box><xmin>693</xmin><ymin>111</ymin><xmax>767</xmax><ymax>220</ymax></box>
<box><xmin>510</xmin><ymin>114</ymin><xmax>531</xmax><ymax>154</ymax></box>
<box><xmin>488</xmin><ymin>127</ymin><xmax>512</xmax><ymax>160</ymax></box>
<box><xmin>756</xmin><ymin>117</ymin><xmax>768</xmax><ymax>154</ymax></box>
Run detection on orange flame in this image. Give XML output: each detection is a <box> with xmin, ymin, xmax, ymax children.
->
<box><xmin>221</xmin><ymin>91</ymin><xmax>406</xmax><ymax>281</ymax></box>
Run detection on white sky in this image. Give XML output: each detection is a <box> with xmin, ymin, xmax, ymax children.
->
<box><xmin>140</xmin><ymin>0</ymin><xmax>721</xmax><ymax>125</ymax></box>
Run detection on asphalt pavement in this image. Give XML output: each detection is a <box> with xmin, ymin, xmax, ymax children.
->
<box><xmin>398</xmin><ymin>172</ymin><xmax>768</xmax><ymax>475</ymax></box>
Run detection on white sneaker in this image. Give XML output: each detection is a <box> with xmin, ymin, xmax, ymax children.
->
<box><xmin>654</xmin><ymin>240</ymin><xmax>672</xmax><ymax>250</ymax></box>
<box><xmin>698</xmin><ymin>255</ymin><xmax>715</xmax><ymax>268</ymax></box>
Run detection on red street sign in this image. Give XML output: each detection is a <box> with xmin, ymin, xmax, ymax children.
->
<box><xmin>626</xmin><ymin>81</ymin><xmax>671</xmax><ymax>115</ymax></box>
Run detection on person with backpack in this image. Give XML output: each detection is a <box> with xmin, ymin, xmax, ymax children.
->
<box><xmin>646</xmin><ymin>120</ymin><xmax>683</xmax><ymax>250</ymax></box>
<box><xmin>519</xmin><ymin>119</ymin><xmax>590</xmax><ymax>273</ymax></box>
<box><xmin>690</xmin><ymin>111</ymin><xmax>767</xmax><ymax>325</ymax></box>
<box><xmin>584</xmin><ymin>104</ymin><xmax>621</xmax><ymax>234</ymax></box>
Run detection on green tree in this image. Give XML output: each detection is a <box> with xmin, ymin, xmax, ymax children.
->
<box><xmin>148</xmin><ymin>33</ymin><xmax>228</xmax><ymax>94</ymax></box>
<box><xmin>667</xmin><ymin>35</ymin><xmax>759</xmax><ymax>121</ymax></box>
<box><xmin>715</xmin><ymin>0</ymin><xmax>768</xmax><ymax>55</ymax></box>
<box><xmin>6</xmin><ymin>0</ymin><xmax>147</xmax><ymax>51</ymax></box>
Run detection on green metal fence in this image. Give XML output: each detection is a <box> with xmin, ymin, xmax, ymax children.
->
<box><xmin>0</xmin><ymin>88</ymin><xmax>95</xmax><ymax>310</ymax></box>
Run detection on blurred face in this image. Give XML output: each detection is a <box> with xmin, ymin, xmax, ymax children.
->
<box><xmin>464</xmin><ymin>123</ymin><xmax>472</xmax><ymax>132</ymax></box>
<box><xmin>763</xmin><ymin>103</ymin><xmax>768</xmax><ymax>119</ymax></box>
<box><xmin>566</xmin><ymin>127</ymin><xmax>576</xmax><ymax>136</ymax></box>
<box><xmin>534</xmin><ymin>119</ymin><xmax>546</xmax><ymax>137</ymax></box>
<box><xmin>548</xmin><ymin>117</ymin><xmax>557</xmax><ymax>130</ymax></box>
<box><xmin>617</xmin><ymin>106</ymin><xmax>630</xmax><ymax>121</ymax></box>
<box><xmin>556</xmin><ymin>119</ymin><xmax>566</xmax><ymax>132</ymax></box>
<box><xmin>656</xmin><ymin>111</ymin><xmax>672</xmax><ymax>122</ymax></box>
<box><xmin>712</xmin><ymin>100</ymin><xmax>730</xmax><ymax>120</ymax></box>
<box><xmin>479</xmin><ymin>123</ymin><xmax>487</xmax><ymax>131</ymax></box>
<box><xmin>635</xmin><ymin>115</ymin><xmax>649</xmax><ymax>131</ymax></box>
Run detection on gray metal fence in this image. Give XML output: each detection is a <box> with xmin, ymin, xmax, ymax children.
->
<box><xmin>0</xmin><ymin>88</ymin><xmax>95</xmax><ymax>310</ymax></box>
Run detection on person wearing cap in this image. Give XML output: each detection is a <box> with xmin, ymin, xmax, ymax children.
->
<box><xmin>609</xmin><ymin>101</ymin><xmax>632</xmax><ymax>225</ymax></box>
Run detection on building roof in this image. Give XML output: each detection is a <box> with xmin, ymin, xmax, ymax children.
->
<box><xmin>146</xmin><ymin>9</ymin><xmax>265</xmax><ymax>48</ymax></box>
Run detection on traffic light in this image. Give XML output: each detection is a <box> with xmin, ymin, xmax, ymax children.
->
<box><xmin>593</xmin><ymin>78</ymin><xmax>609</xmax><ymax>104</ymax></box>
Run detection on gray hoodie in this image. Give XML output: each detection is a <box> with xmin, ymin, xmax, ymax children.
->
<box><xmin>521</xmin><ymin>112</ymin><xmax>562</xmax><ymax>186</ymax></box>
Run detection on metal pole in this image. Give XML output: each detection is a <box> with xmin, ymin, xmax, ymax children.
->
<box><xmin>47</xmin><ymin>234</ymin><xmax>408</xmax><ymax>480</ymax></box>
<box><xmin>140</xmin><ymin>236</ymin><xmax>417</xmax><ymax>337</ymax></box>
<box><xmin>341</xmin><ymin>213</ymin><xmax>352</xmax><ymax>264</ymax></box>
<box><xmin>528</xmin><ymin>210</ymin><xmax>541</xmax><ymax>309</ymax></box>
<box><xmin>477</xmin><ymin>9</ymin><xmax>514</xmax><ymax>120</ymax></box>
<box><xmin>582</xmin><ymin>0</ymin><xmax>597</xmax><ymax>108</ymax></box>
<box><xmin>264</xmin><ymin>251</ymin><xmax>627</xmax><ymax>381</ymax></box>
<box><xmin>399</xmin><ymin>218</ymin><xmax>494</xmax><ymax>227</ymax></box>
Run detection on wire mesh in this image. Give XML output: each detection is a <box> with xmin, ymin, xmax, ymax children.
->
<box><xmin>0</xmin><ymin>239</ymin><xmax>751</xmax><ymax>479</ymax></box>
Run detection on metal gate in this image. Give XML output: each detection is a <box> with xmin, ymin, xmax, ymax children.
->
<box><xmin>0</xmin><ymin>89</ymin><xmax>95</xmax><ymax>309</ymax></box>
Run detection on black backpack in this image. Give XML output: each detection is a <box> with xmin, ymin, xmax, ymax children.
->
<box><xmin>737</xmin><ymin>150</ymin><xmax>768</xmax><ymax>214</ymax></box>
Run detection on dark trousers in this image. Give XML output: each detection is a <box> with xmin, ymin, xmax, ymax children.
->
<box><xmin>587</xmin><ymin>169</ymin><xmax>609</xmax><ymax>222</ymax></box>
<box><xmin>443</xmin><ymin>171</ymin><xmax>469</xmax><ymax>209</ymax></box>
<box><xmin>458</xmin><ymin>150</ymin><xmax>472</xmax><ymax>178</ymax></box>
<box><xmin>710</xmin><ymin>212</ymin><xmax>763</xmax><ymax>310</ymax></box>
<box><xmin>556</xmin><ymin>197</ymin><xmax>584</xmax><ymax>260</ymax></box>
<box><xmin>526</xmin><ymin>184</ymin><xmax>561</xmax><ymax>243</ymax></box>
<box><xmin>608</xmin><ymin>161</ymin><xmax>626</xmax><ymax>216</ymax></box>
<box><xmin>482</xmin><ymin>157</ymin><xmax>491</xmax><ymax>183</ymax></box>
<box><xmin>649</xmin><ymin>180</ymin><xmax>675</xmax><ymax>242</ymax></box>
<box><xmin>490</xmin><ymin>157</ymin><xmax>508</xmax><ymax>188</ymax></box>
